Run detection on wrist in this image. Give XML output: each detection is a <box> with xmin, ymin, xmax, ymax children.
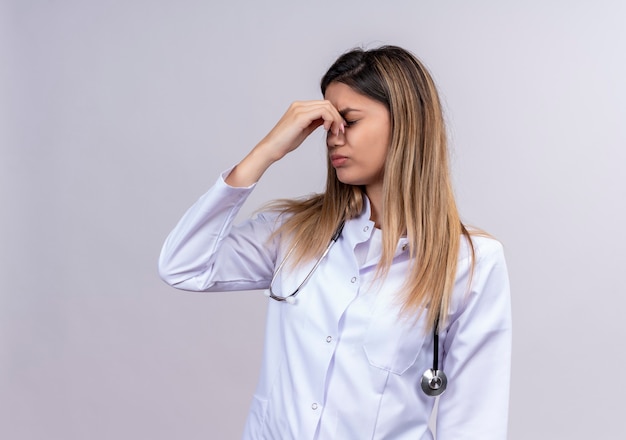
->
<box><xmin>225</xmin><ymin>144</ymin><xmax>277</xmax><ymax>187</ymax></box>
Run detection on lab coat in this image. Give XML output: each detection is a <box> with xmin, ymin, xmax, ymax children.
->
<box><xmin>158</xmin><ymin>171</ymin><xmax>512</xmax><ymax>440</ymax></box>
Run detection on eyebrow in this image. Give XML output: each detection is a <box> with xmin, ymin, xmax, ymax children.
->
<box><xmin>338</xmin><ymin>108</ymin><xmax>362</xmax><ymax>118</ymax></box>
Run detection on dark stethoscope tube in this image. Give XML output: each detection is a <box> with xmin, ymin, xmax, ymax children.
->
<box><xmin>264</xmin><ymin>221</ymin><xmax>345</xmax><ymax>304</ymax></box>
<box><xmin>264</xmin><ymin>220</ymin><xmax>447</xmax><ymax>397</ymax></box>
<box><xmin>420</xmin><ymin>315</ymin><xmax>448</xmax><ymax>396</ymax></box>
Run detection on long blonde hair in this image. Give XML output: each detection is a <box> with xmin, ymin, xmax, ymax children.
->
<box><xmin>267</xmin><ymin>46</ymin><xmax>473</xmax><ymax>331</ymax></box>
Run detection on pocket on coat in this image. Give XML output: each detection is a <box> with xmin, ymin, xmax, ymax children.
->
<box><xmin>362</xmin><ymin>310</ymin><xmax>427</xmax><ymax>375</ymax></box>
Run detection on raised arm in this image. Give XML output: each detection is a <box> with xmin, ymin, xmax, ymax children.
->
<box><xmin>158</xmin><ymin>100</ymin><xmax>345</xmax><ymax>291</ymax></box>
<box><xmin>226</xmin><ymin>100</ymin><xmax>345</xmax><ymax>187</ymax></box>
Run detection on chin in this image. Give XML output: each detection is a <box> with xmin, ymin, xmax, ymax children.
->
<box><xmin>335</xmin><ymin>171</ymin><xmax>375</xmax><ymax>187</ymax></box>
<box><xmin>335</xmin><ymin>174</ymin><xmax>362</xmax><ymax>187</ymax></box>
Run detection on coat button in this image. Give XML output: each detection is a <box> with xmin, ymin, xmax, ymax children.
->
<box><xmin>311</xmin><ymin>403</ymin><xmax>318</xmax><ymax>410</ymax></box>
<box><xmin>363</xmin><ymin>226</ymin><xmax>369</xmax><ymax>232</ymax></box>
<box><xmin>350</xmin><ymin>277</ymin><xmax>357</xmax><ymax>283</ymax></box>
<box><xmin>326</xmin><ymin>336</ymin><xmax>332</xmax><ymax>343</ymax></box>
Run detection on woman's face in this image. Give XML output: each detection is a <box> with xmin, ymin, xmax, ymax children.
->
<box><xmin>324</xmin><ymin>82</ymin><xmax>391</xmax><ymax>192</ymax></box>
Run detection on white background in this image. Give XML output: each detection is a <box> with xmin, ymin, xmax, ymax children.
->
<box><xmin>2</xmin><ymin>1</ymin><xmax>625</xmax><ymax>439</ymax></box>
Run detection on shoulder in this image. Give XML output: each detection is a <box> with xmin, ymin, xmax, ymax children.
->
<box><xmin>448</xmin><ymin>233</ymin><xmax>511</xmax><ymax>322</ymax></box>
<box><xmin>459</xmin><ymin>232</ymin><xmax>505</xmax><ymax>265</ymax></box>
<box><xmin>463</xmin><ymin>234</ymin><xmax>509</xmax><ymax>296</ymax></box>
<box><xmin>454</xmin><ymin>233</ymin><xmax>508</xmax><ymax>299</ymax></box>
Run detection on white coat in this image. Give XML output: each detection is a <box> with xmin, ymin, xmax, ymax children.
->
<box><xmin>158</xmin><ymin>170</ymin><xmax>512</xmax><ymax>439</ymax></box>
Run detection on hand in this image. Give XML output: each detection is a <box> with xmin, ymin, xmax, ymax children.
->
<box><xmin>226</xmin><ymin>100</ymin><xmax>345</xmax><ymax>187</ymax></box>
<box><xmin>257</xmin><ymin>100</ymin><xmax>345</xmax><ymax>162</ymax></box>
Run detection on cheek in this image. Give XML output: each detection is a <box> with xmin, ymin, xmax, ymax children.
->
<box><xmin>371</xmin><ymin>118</ymin><xmax>391</xmax><ymax>148</ymax></box>
<box><xmin>374</xmin><ymin>129</ymin><xmax>391</xmax><ymax>159</ymax></box>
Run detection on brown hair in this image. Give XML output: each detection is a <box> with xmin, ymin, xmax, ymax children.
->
<box><xmin>267</xmin><ymin>46</ymin><xmax>474</xmax><ymax>331</ymax></box>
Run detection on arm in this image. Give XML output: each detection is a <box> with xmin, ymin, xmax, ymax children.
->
<box><xmin>158</xmin><ymin>101</ymin><xmax>346</xmax><ymax>292</ymax></box>
<box><xmin>226</xmin><ymin>100</ymin><xmax>346</xmax><ymax>188</ymax></box>
<box><xmin>157</xmin><ymin>171</ymin><xmax>278</xmax><ymax>292</ymax></box>
<box><xmin>436</xmin><ymin>239</ymin><xmax>512</xmax><ymax>439</ymax></box>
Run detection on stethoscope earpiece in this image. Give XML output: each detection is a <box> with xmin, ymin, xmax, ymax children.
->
<box><xmin>420</xmin><ymin>368</ymin><xmax>447</xmax><ymax>397</ymax></box>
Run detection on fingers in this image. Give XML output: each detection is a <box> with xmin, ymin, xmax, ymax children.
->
<box><xmin>289</xmin><ymin>100</ymin><xmax>344</xmax><ymax>136</ymax></box>
<box><xmin>254</xmin><ymin>100</ymin><xmax>345</xmax><ymax>165</ymax></box>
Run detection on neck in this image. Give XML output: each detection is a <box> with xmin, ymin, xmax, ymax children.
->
<box><xmin>366</xmin><ymin>184</ymin><xmax>383</xmax><ymax>229</ymax></box>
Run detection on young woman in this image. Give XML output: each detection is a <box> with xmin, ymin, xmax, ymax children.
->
<box><xmin>159</xmin><ymin>45</ymin><xmax>511</xmax><ymax>439</ymax></box>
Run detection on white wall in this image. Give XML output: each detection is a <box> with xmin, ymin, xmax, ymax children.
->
<box><xmin>2</xmin><ymin>1</ymin><xmax>625</xmax><ymax>438</ymax></box>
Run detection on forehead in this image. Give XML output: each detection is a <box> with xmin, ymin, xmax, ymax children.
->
<box><xmin>323</xmin><ymin>82</ymin><xmax>386</xmax><ymax>113</ymax></box>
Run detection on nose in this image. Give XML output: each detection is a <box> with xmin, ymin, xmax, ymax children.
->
<box><xmin>326</xmin><ymin>129</ymin><xmax>345</xmax><ymax>148</ymax></box>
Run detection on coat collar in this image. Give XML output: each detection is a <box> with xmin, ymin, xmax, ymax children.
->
<box><xmin>342</xmin><ymin>196</ymin><xmax>410</xmax><ymax>257</ymax></box>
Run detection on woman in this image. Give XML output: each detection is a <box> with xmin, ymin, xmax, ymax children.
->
<box><xmin>159</xmin><ymin>45</ymin><xmax>511</xmax><ymax>439</ymax></box>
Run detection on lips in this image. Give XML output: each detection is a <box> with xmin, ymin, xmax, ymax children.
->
<box><xmin>330</xmin><ymin>154</ymin><xmax>348</xmax><ymax>167</ymax></box>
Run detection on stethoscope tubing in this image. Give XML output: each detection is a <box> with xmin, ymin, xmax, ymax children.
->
<box><xmin>265</xmin><ymin>221</ymin><xmax>345</xmax><ymax>303</ymax></box>
<box><xmin>264</xmin><ymin>219</ymin><xmax>446</xmax><ymax>396</ymax></box>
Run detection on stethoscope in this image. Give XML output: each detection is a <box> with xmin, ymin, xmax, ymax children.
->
<box><xmin>263</xmin><ymin>221</ymin><xmax>448</xmax><ymax>397</ymax></box>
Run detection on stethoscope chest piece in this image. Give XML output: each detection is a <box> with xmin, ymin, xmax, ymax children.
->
<box><xmin>421</xmin><ymin>313</ymin><xmax>447</xmax><ymax>397</ymax></box>
<box><xmin>421</xmin><ymin>368</ymin><xmax>448</xmax><ymax>397</ymax></box>
<box><xmin>267</xmin><ymin>218</ymin><xmax>449</xmax><ymax>397</ymax></box>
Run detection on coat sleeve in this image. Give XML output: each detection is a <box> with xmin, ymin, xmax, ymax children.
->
<box><xmin>435</xmin><ymin>238</ymin><xmax>512</xmax><ymax>440</ymax></box>
<box><xmin>158</xmin><ymin>170</ymin><xmax>280</xmax><ymax>292</ymax></box>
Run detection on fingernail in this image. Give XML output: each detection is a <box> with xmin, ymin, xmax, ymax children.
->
<box><xmin>340</xmin><ymin>123</ymin><xmax>345</xmax><ymax>134</ymax></box>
